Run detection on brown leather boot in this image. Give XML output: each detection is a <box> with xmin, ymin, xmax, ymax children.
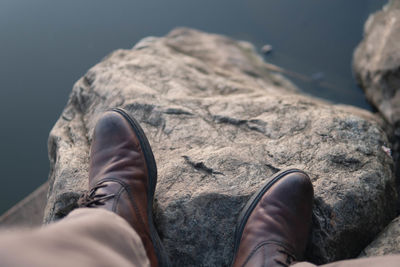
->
<box><xmin>231</xmin><ymin>169</ymin><xmax>314</xmax><ymax>267</ymax></box>
<box><xmin>78</xmin><ymin>108</ymin><xmax>170</xmax><ymax>267</ymax></box>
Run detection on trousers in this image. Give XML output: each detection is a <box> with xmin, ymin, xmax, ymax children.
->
<box><xmin>0</xmin><ymin>208</ymin><xmax>398</xmax><ymax>267</ymax></box>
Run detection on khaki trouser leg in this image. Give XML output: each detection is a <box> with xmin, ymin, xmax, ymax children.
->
<box><xmin>0</xmin><ymin>208</ymin><xmax>150</xmax><ymax>267</ymax></box>
<box><xmin>293</xmin><ymin>255</ymin><xmax>400</xmax><ymax>267</ymax></box>
<box><xmin>2</xmin><ymin>208</ymin><xmax>400</xmax><ymax>267</ymax></box>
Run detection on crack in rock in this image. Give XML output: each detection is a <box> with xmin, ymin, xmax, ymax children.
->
<box><xmin>182</xmin><ymin>155</ymin><xmax>224</xmax><ymax>176</ymax></box>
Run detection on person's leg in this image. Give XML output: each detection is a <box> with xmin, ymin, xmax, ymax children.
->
<box><xmin>77</xmin><ymin>108</ymin><xmax>170</xmax><ymax>266</ymax></box>
<box><xmin>0</xmin><ymin>208</ymin><xmax>149</xmax><ymax>267</ymax></box>
<box><xmin>230</xmin><ymin>168</ymin><xmax>400</xmax><ymax>267</ymax></box>
<box><xmin>292</xmin><ymin>255</ymin><xmax>400</xmax><ymax>267</ymax></box>
<box><xmin>0</xmin><ymin>108</ymin><xmax>170</xmax><ymax>267</ymax></box>
<box><xmin>231</xmin><ymin>169</ymin><xmax>314</xmax><ymax>266</ymax></box>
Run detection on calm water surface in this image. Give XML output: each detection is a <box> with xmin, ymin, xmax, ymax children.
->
<box><xmin>0</xmin><ymin>0</ymin><xmax>387</xmax><ymax>214</ymax></box>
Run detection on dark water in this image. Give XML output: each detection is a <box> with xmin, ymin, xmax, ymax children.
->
<box><xmin>0</xmin><ymin>0</ymin><xmax>387</xmax><ymax>214</ymax></box>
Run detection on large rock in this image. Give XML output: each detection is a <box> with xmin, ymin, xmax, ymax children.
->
<box><xmin>45</xmin><ymin>28</ymin><xmax>397</xmax><ymax>265</ymax></box>
<box><xmin>353</xmin><ymin>0</ymin><xmax>400</xmax><ymax>211</ymax></box>
<box><xmin>353</xmin><ymin>0</ymin><xmax>400</xmax><ymax>135</ymax></box>
<box><xmin>359</xmin><ymin>216</ymin><xmax>400</xmax><ymax>257</ymax></box>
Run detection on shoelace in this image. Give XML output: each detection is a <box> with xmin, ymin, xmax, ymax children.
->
<box><xmin>78</xmin><ymin>183</ymin><xmax>116</xmax><ymax>207</ymax></box>
<box><xmin>274</xmin><ymin>249</ymin><xmax>296</xmax><ymax>267</ymax></box>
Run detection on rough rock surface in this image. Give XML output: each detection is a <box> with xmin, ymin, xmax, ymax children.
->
<box><xmin>359</xmin><ymin>216</ymin><xmax>400</xmax><ymax>257</ymax></box>
<box><xmin>353</xmin><ymin>0</ymin><xmax>400</xmax><ymax>128</ymax></box>
<box><xmin>353</xmin><ymin>1</ymin><xmax>400</xmax><ymax>179</ymax></box>
<box><xmin>44</xmin><ymin>28</ymin><xmax>397</xmax><ymax>265</ymax></box>
<box><xmin>354</xmin><ymin>1</ymin><xmax>400</xmax><ymax>257</ymax></box>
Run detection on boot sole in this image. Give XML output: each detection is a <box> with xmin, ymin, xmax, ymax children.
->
<box><xmin>231</xmin><ymin>168</ymin><xmax>308</xmax><ymax>266</ymax></box>
<box><xmin>112</xmin><ymin>107</ymin><xmax>172</xmax><ymax>267</ymax></box>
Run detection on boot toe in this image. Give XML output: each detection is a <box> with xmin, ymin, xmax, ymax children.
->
<box><xmin>92</xmin><ymin>111</ymin><xmax>135</xmax><ymax>143</ymax></box>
